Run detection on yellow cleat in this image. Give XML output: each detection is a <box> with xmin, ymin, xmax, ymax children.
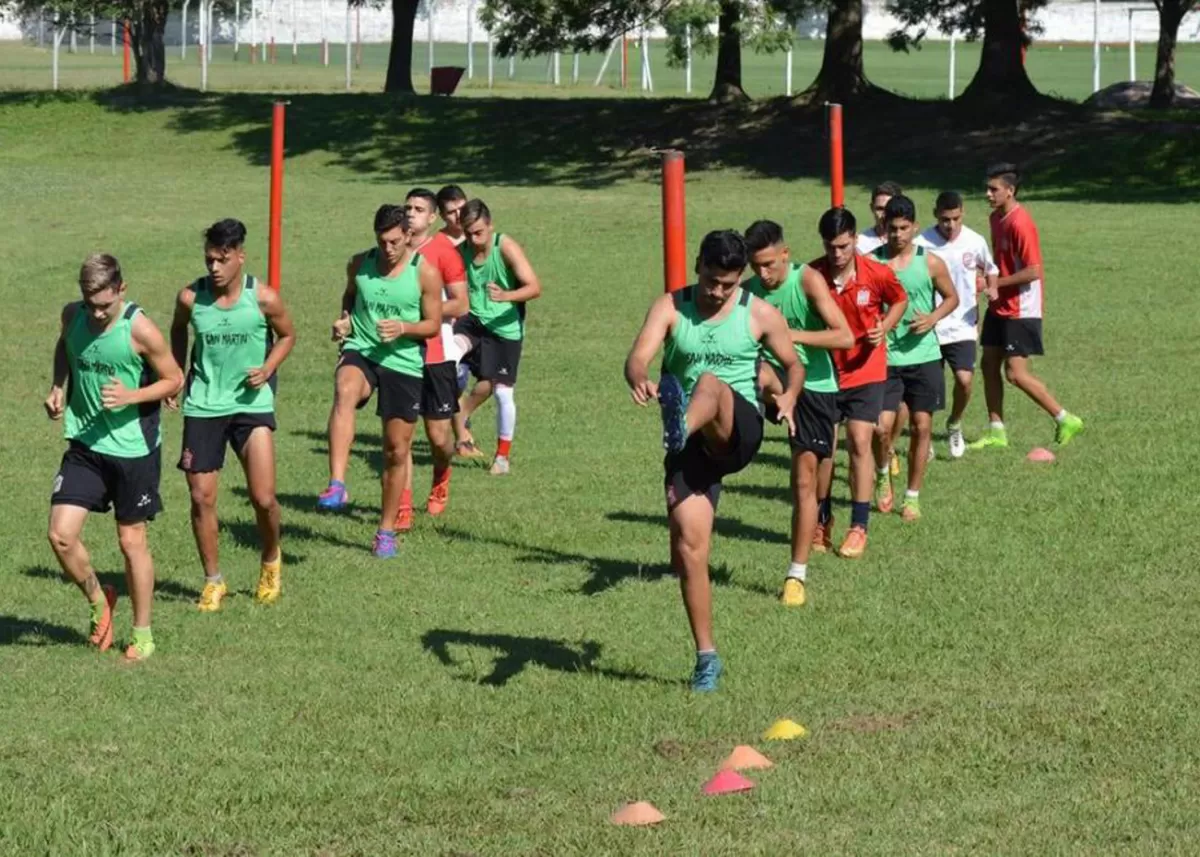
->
<box><xmin>780</xmin><ymin>578</ymin><xmax>806</xmax><ymax>608</ymax></box>
<box><xmin>197</xmin><ymin>580</ymin><xmax>228</xmax><ymax>613</ymax></box>
<box><xmin>889</xmin><ymin>450</ymin><xmax>900</xmax><ymax>477</ymax></box>
<box><xmin>255</xmin><ymin>555</ymin><xmax>282</xmax><ymax>605</ymax></box>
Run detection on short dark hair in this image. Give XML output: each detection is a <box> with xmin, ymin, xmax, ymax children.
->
<box><xmin>987</xmin><ymin>162</ymin><xmax>1021</xmax><ymax>190</ymax></box>
<box><xmin>697</xmin><ymin>230</ymin><xmax>747</xmax><ymax>273</ymax></box>
<box><xmin>204</xmin><ymin>218</ymin><xmax>247</xmax><ymax>250</ymax></box>
<box><xmin>436</xmin><ymin>184</ymin><xmax>467</xmax><ymax>208</ymax></box>
<box><xmin>460</xmin><ymin>199</ymin><xmax>491</xmax><ymax>229</ymax></box>
<box><xmin>374</xmin><ymin>204</ymin><xmax>410</xmax><ymax>234</ymax></box>
<box><xmin>744</xmin><ymin>220</ymin><xmax>785</xmax><ymax>253</ymax></box>
<box><xmin>405</xmin><ymin>187</ymin><xmax>438</xmax><ymax>209</ymax></box>
<box><xmin>934</xmin><ymin>190</ymin><xmax>964</xmax><ymax>212</ymax></box>
<box><xmin>871</xmin><ymin>181</ymin><xmax>903</xmax><ymax>200</ymax></box>
<box><xmin>883</xmin><ymin>194</ymin><xmax>917</xmax><ymax>223</ymax></box>
<box><xmin>818</xmin><ymin>207</ymin><xmax>857</xmax><ymax>241</ymax></box>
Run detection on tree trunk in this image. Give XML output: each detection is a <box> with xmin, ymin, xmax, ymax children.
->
<box><xmin>385</xmin><ymin>0</ymin><xmax>419</xmax><ymax>93</ymax></box>
<box><xmin>131</xmin><ymin>0</ymin><xmax>168</xmax><ymax>85</ymax></box>
<box><xmin>709</xmin><ymin>0</ymin><xmax>746</xmax><ymax>102</ymax></box>
<box><xmin>807</xmin><ymin>0</ymin><xmax>867</xmax><ymax>100</ymax></box>
<box><xmin>1150</xmin><ymin>0</ymin><xmax>1185</xmax><ymax>108</ymax></box>
<box><xmin>962</xmin><ymin>0</ymin><xmax>1038</xmax><ymax>101</ymax></box>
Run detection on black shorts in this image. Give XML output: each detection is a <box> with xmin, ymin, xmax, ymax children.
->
<box><xmin>940</xmin><ymin>341</ymin><xmax>977</xmax><ymax>374</ymax></box>
<box><xmin>791</xmin><ymin>390</ymin><xmax>838</xmax><ymax>460</ymax></box>
<box><xmin>981</xmin><ymin>312</ymin><xmax>1044</xmax><ymax>357</ymax></box>
<box><xmin>179</xmin><ymin>412</ymin><xmax>276</xmax><ymax>472</ymax></box>
<box><xmin>421</xmin><ymin>361</ymin><xmax>460</xmax><ymax>419</ymax></box>
<box><xmin>664</xmin><ymin>391</ymin><xmax>763</xmax><ymax>513</ymax></box>
<box><xmin>454</xmin><ymin>314</ymin><xmax>522</xmax><ymax>385</ymax></box>
<box><xmin>836</xmin><ymin>382</ymin><xmax>885</xmax><ymax>425</ymax></box>
<box><xmin>338</xmin><ymin>350</ymin><xmax>422</xmax><ymax>423</ymax></box>
<box><xmin>883</xmin><ymin>361</ymin><xmax>945</xmax><ymax>414</ymax></box>
<box><xmin>52</xmin><ymin>442</ymin><xmax>162</xmax><ymax>523</ymax></box>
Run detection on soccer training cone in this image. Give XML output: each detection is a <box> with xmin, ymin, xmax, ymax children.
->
<box><xmin>720</xmin><ymin>745</ymin><xmax>774</xmax><ymax>771</ymax></box>
<box><xmin>763</xmin><ymin>718</ymin><xmax>809</xmax><ymax>741</ymax></box>
<box><xmin>610</xmin><ymin>801</ymin><xmax>665</xmax><ymax>826</ymax></box>
<box><xmin>1026</xmin><ymin>447</ymin><xmax>1056</xmax><ymax>463</ymax></box>
<box><xmin>703</xmin><ymin>769</ymin><xmax>755</xmax><ymax>795</ymax></box>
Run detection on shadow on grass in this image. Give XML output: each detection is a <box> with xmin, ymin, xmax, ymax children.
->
<box><xmin>0</xmin><ymin>614</ymin><xmax>89</xmax><ymax>647</ymax></box>
<box><xmin>5</xmin><ymin>83</ymin><xmax>1189</xmax><ymax>202</ymax></box>
<box><xmin>218</xmin><ymin>505</ymin><xmax>370</xmax><ymax>554</ymax></box>
<box><xmin>605</xmin><ymin>510</ymin><xmax>787</xmax><ymax>544</ymax></box>
<box><xmin>421</xmin><ymin>628</ymin><xmax>671</xmax><ymax>687</ymax></box>
<box><xmin>22</xmin><ymin>565</ymin><xmax>201</xmax><ymax>602</ymax></box>
<box><xmin>293</xmin><ymin>429</ymin><xmax>436</xmax><ymax>480</ymax></box>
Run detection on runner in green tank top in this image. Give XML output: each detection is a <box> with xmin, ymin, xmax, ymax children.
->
<box><xmin>170</xmin><ymin>219</ymin><xmax>297</xmax><ymax>613</ymax></box>
<box><xmin>868</xmin><ymin>196</ymin><xmax>958</xmax><ymax>522</ymax></box>
<box><xmin>624</xmin><ymin>230</ymin><xmax>802</xmax><ymax>694</ymax></box>
<box><xmin>45</xmin><ymin>253</ymin><xmax>183</xmax><ymax>662</ymax></box>
<box><xmin>325</xmin><ymin>204</ymin><xmax>444</xmax><ymax>558</ymax></box>
<box><xmin>450</xmin><ymin>199</ymin><xmax>543</xmax><ymax>476</ymax></box>
<box><xmin>743</xmin><ymin>221</ymin><xmax>855</xmax><ymax>609</ymax></box>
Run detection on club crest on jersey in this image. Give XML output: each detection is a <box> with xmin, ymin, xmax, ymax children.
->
<box><xmin>856</xmin><ymin>289</ymin><xmax>870</xmax><ymax>306</ymax></box>
<box><xmin>963</xmin><ymin>252</ymin><xmax>976</xmax><ymax>269</ymax></box>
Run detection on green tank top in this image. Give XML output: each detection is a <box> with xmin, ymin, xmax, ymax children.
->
<box><xmin>183</xmin><ymin>274</ymin><xmax>274</xmax><ymax>418</ymax></box>
<box><xmin>662</xmin><ymin>287</ymin><xmax>760</xmax><ymax>406</ymax></box>
<box><xmin>743</xmin><ymin>263</ymin><xmax>839</xmax><ymax>394</ymax></box>
<box><xmin>461</xmin><ymin>234</ymin><xmax>523</xmax><ymax>342</ymax></box>
<box><xmin>343</xmin><ymin>249</ymin><xmax>424</xmax><ymax>378</ymax></box>
<box><xmin>64</xmin><ymin>303</ymin><xmax>160</xmax><ymax>458</ymax></box>
<box><xmin>873</xmin><ymin>245</ymin><xmax>942</xmax><ymax>366</ymax></box>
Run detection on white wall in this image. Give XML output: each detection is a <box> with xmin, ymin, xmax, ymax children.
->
<box><xmin>6</xmin><ymin>0</ymin><xmax>1200</xmax><ymax>47</ymax></box>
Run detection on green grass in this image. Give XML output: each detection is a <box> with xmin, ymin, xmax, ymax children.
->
<box><xmin>2</xmin><ymin>88</ymin><xmax>1199</xmax><ymax>855</ymax></box>
<box><xmin>6</xmin><ymin>37</ymin><xmax>1200</xmax><ymax>100</ymax></box>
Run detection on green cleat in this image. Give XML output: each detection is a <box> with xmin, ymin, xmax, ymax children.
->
<box><xmin>968</xmin><ymin>427</ymin><xmax>1008</xmax><ymax>450</ymax></box>
<box><xmin>1055</xmin><ymin>413</ymin><xmax>1084</xmax><ymax>447</ymax></box>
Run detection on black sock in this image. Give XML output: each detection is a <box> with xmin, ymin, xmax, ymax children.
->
<box><xmin>851</xmin><ymin>501</ymin><xmax>870</xmax><ymax>531</ymax></box>
<box><xmin>818</xmin><ymin>496</ymin><xmax>832</xmax><ymax>525</ymax></box>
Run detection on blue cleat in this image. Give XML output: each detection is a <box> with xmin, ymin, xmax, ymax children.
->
<box><xmin>690</xmin><ymin>651</ymin><xmax>723</xmax><ymax>692</ymax></box>
<box><xmin>658</xmin><ymin>373</ymin><xmax>689</xmax><ymax>454</ymax></box>
<box><xmin>372</xmin><ymin>530</ymin><xmax>398</xmax><ymax>559</ymax></box>
<box><xmin>317</xmin><ymin>480</ymin><xmax>350</xmax><ymax>511</ymax></box>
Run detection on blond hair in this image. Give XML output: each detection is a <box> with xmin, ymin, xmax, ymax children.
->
<box><xmin>79</xmin><ymin>253</ymin><xmax>123</xmax><ymax>294</ymax></box>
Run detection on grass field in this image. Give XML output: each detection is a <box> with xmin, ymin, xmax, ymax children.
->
<box><xmin>2</xmin><ymin>82</ymin><xmax>1200</xmax><ymax>855</ymax></box>
<box><xmin>5</xmin><ymin>36</ymin><xmax>1200</xmax><ymax>100</ymax></box>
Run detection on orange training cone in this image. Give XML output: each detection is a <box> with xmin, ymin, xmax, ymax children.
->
<box><xmin>1026</xmin><ymin>447</ymin><xmax>1056</xmax><ymax>463</ymax></box>
<box><xmin>611</xmin><ymin>801</ymin><xmax>666</xmax><ymax>826</ymax></box>
<box><xmin>720</xmin><ymin>745</ymin><xmax>773</xmax><ymax>771</ymax></box>
<box><xmin>703</xmin><ymin>769</ymin><xmax>755</xmax><ymax>795</ymax></box>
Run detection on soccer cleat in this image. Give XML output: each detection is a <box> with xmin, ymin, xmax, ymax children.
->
<box><xmin>780</xmin><ymin>578</ymin><xmax>806</xmax><ymax>608</ymax></box>
<box><xmin>489</xmin><ymin>455</ymin><xmax>511</xmax><ymax>476</ymax></box>
<box><xmin>901</xmin><ymin>498</ymin><xmax>921</xmax><ymax>522</ymax></box>
<box><xmin>947</xmin><ymin>422</ymin><xmax>966</xmax><ymax>459</ymax></box>
<box><xmin>427</xmin><ymin>476</ymin><xmax>450</xmax><ymax>517</ymax></box>
<box><xmin>255</xmin><ymin>556</ymin><xmax>282</xmax><ymax>605</ymax></box>
<box><xmin>197</xmin><ymin>580</ymin><xmax>228</xmax><ymax>613</ymax></box>
<box><xmin>690</xmin><ymin>651</ymin><xmax>723</xmax><ymax>692</ymax></box>
<box><xmin>812</xmin><ymin>516</ymin><xmax>834</xmax><ymax>554</ymax></box>
<box><xmin>373</xmin><ymin>530</ymin><xmax>398</xmax><ymax>559</ymax></box>
<box><xmin>1055</xmin><ymin>413</ymin><xmax>1084</xmax><ymax>447</ymax></box>
<box><xmin>87</xmin><ymin>585</ymin><xmax>117</xmax><ymax>652</ymax></box>
<box><xmin>875</xmin><ymin>473</ymin><xmax>894</xmax><ymax>514</ymax></box>
<box><xmin>317</xmin><ymin>480</ymin><xmax>350</xmax><ymax>511</ymax></box>
<box><xmin>839</xmin><ymin>526</ymin><xmax>868</xmax><ymax>559</ymax></box>
<box><xmin>455</xmin><ymin>440</ymin><xmax>486</xmax><ymax>460</ymax></box>
<box><xmin>123</xmin><ymin>637</ymin><xmax>155</xmax><ymax>662</ymax></box>
<box><xmin>657</xmin><ymin>373</ymin><xmax>689</xmax><ymax>454</ymax></box>
<box><xmin>889</xmin><ymin>450</ymin><xmax>900</xmax><ymax>477</ymax></box>
<box><xmin>968</xmin><ymin>427</ymin><xmax>1008</xmax><ymax>450</ymax></box>
<box><xmin>394</xmin><ymin>504</ymin><xmax>414</xmax><ymax>532</ymax></box>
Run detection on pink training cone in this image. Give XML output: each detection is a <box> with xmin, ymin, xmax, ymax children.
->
<box><xmin>720</xmin><ymin>745</ymin><xmax>774</xmax><ymax>771</ymax></box>
<box><xmin>703</xmin><ymin>769</ymin><xmax>755</xmax><ymax>795</ymax></box>
<box><xmin>611</xmin><ymin>801</ymin><xmax>666</xmax><ymax>826</ymax></box>
<box><xmin>1026</xmin><ymin>447</ymin><xmax>1056</xmax><ymax>463</ymax></box>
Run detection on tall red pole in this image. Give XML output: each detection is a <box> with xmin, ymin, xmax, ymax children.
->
<box><xmin>122</xmin><ymin>21</ymin><xmax>131</xmax><ymax>82</ymax></box>
<box><xmin>828</xmin><ymin>102</ymin><xmax>844</xmax><ymax>208</ymax></box>
<box><xmin>661</xmin><ymin>150</ymin><xmax>687</xmax><ymax>293</ymax></box>
<box><xmin>621</xmin><ymin>35</ymin><xmax>628</xmax><ymax>89</ymax></box>
<box><xmin>268</xmin><ymin>102</ymin><xmax>285</xmax><ymax>291</ymax></box>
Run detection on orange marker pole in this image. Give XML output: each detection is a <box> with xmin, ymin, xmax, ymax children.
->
<box><xmin>122</xmin><ymin>21</ymin><xmax>131</xmax><ymax>82</ymax></box>
<box><xmin>828</xmin><ymin>102</ymin><xmax>844</xmax><ymax>208</ymax></box>
<box><xmin>661</xmin><ymin>150</ymin><xmax>687</xmax><ymax>293</ymax></box>
<box><xmin>268</xmin><ymin>102</ymin><xmax>285</xmax><ymax>291</ymax></box>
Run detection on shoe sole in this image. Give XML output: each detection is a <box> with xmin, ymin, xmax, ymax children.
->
<box><xmin>658</xmin><ymin>377</ymin><xmax>688</xmax><ymax>453</ymax></box>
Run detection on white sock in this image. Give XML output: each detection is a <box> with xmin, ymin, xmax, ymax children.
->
<box><xmin>787</xmin><ymin>562</ymin><xmax>806</xmax><ymax>582</ymax></box>
<box><xmin>905</xmin><ymin>490</ymin><xmax>919</xmax><ymax>499</ymax></box>
<box><xmin>990</xmin><ymin>420</ymin><xmax>1005</xmax><ymax>430</ymax></box>
<box><xmin>495</xmin><ymin>384</ymin><xmax>516</xmax><ymax>446</ymax></box>
<box><xmin>206</xmin><ymin>573</ymin><xmax>223</xmax><ymax>584</ymax></box>
<box><xmin>947</xmin><ymin>420</ymin><xmax>961</xmax><ymax>430</ymax></box>
<box><xmin>877</xmin><ymin>466</ymin><xmax>889</xmax><ymax>476</ymax></box>
<box><xmin>1054</xmin><ymin>409</ymin><xmax>1067</xmax><ymax>423</ymax></box>
<box><xmin>453</xmin><ymin>333</ymin><xmax>474</xmax><ymax>356</ymax></box>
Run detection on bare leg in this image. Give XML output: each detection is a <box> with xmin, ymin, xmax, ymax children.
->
<box><xmin>874</xmin><ymin>409</ymin><xmax>897</xmax><ymax>474</ymax></box>
<box><xmin>1005</xmin><ymin>356</ymin><xmax>1064</xmax><ymax>418</ymax></box>
<box><xmin>669</xmin><ymin>494</ymin><xmax>716</xmax><ymax>652</ymax></box>
<box><xmin>328</xmin><ymin>364</ymin><xmax>370</xmax><ymax>484</ymax></box>
<box><xmin>116</xmin><ymin>521</ymin><xmax>154</xmax><ymax>629</ymax></box>
<box><xmin>186</xmin><ymin>470</ymin><xmax>221</xmax><ymax>576</ymax></box>
<box><xmin>791</xmin><ymin>452</ymin><xmax>819</xmax><ymax>565</ymax></box>
<box><xmin>907</xmin><ymin>410</ymin><xmax>933</xmax><ymax>493</ymax></box>
<box><xmin>239</xmin><ymin>427</ymin><xmax>280</xmax><ymax>562</ymax></box>
<box><xmin>424</xmin><ymin>418</ymin><xmax>454</xmax><ymax>473</ymax></box>
<box><xmin>981</xmin><ymin>346</ymin><xmax>1005</xmax><ymax>423</ymax></box>
<box><xmin>380</xmin><ymin>418</ymin><xmax>416</xmax><ymax>531</ymax></box>
<box><xmin>47</xmin><ymin>504</ymin><xmax>102</xmax><ymax>604</ymax></box>
<box><xmin>689</xmin><ymin>373</ymin><xmax>737</xmax><ymax>452</ymax></box>
<box><xmin>949</xmin><ymin>369</ymin><xmax>973</xmax><ymax>424</ymax></box>
<box><xmin>845</xmin><ymin>420</ymin><xmax>876</xmax><ymax>504</ymax></box>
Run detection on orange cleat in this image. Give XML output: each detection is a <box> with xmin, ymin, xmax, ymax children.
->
<box><xmin>427</xmin><ymin>473</ymin><xmax>450</xmax><ymax>517</ymax></box>
<box><xmin>87</xmin><ymin>584</ymin><xmax>117</xmax><ymax>652</ymax></box>
<box><xmin>839</xmin><ymin>526</ymin><xmax>868</xmax><ymax>559</ymax></box>
<box><xmin>812</xmin><ymin>516</ymin><xmax>834</xmax><ymax>554</ymax></box>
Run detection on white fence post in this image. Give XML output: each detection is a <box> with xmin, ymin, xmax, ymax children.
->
<box><xmin>427</xmin><ymin>0</ymin><xmax>434</xmax><ymax>74</ymax></box>
<box><xmin>234</xmin><ymin>0</ymin><xmax>240</xmax><ymax>59</ymax></box>
<box><xmin>572</xmin><ymin>51</ymin><xmax>578</xmax><ymax>84</ymax></box>
<box><xmin>685</xmin><ymin>25</ymin><xmax>691</xmax><ymax>93</ymax></box>
<box><xmin>89</xmin><ymin>13</ymin><xmax>94</xmax><ymax>53</ymax></box>
<box><xmin>1092</xmin><ymin>0</ymin><xmax>1101</xmax><ymax>93</ymax></box>
<box><xmin>111</xmin><ymin>19</ymin><xmax>116</xmax><ymax>55</ymax></box>
<box><xmin>200</xmin><ymin>0</ymin><xmax>208</xmax><ymax>90</ymax></box>
<box><xmin>291</xmin><ymin>0</ymin><xmax>297</xmax><ymax>61</ymax></box>
<box><xmin>345</xmin><ymin>2</ymin><xmax>352</xmax><ymax>88</ymax></box>
<box><xmin>466</xmin><ymin>0</ymin><xmax>474</xmax><ymax>78</ymax></box>
<box><xmin>182</xmin><ymin>0</ymin><xmax>189</xmax><ymax>58</ymax></box>
<box><xmin>52</xmin><ymin>14</ymin><xmax>64</xmax><ymax>89</ymax></box>
<box><xmin>949</xmin><ymin>32</ymin><xmax>957</xmax><ymax>98</ymax></box>
<box><xmin>487</xmin><ymin>31</ymin><xmax>493</xmax><ymax>88</ymax></box>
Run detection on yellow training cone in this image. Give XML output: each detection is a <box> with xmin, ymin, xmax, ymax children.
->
<box><xmin>763</xmin><ymin>718</ymin><xmax>808</xmax><ymax>741</ymax></box>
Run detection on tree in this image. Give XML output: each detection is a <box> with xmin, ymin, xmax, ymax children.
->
<box><xmin>384</xmin><ymin>0</ymin><xmax>418</xmax><ymax>92</ymax></box>
<box><xmin>1150</xmin><ymin>0</ymin><xmax>1192</xmax><ymax>107</ymax></box>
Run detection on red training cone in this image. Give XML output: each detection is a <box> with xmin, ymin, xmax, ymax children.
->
<box><xmin>1026</xmin><ymin>447</ymin><xmax>1056</xmax><ymax>463</ymax></box>
<box><xmin>703</xmin><ymin>769</ymin><xmax>755</xmax><ymax>795</ymax></box>
<box><xmin>611</xmin><ymin>801</ymin><xmax>666</xmax><ymax>826</ymax></box>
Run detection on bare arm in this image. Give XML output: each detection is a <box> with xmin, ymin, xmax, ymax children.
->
<box><xmin>169</xmin><ymin>286</ymin><xmax>194</xmax><ymax>378</ymax></box>
<box><xmin>880</xmin><ymin>298</ymin><xmax>908</xmax><ymax>336</ymax></box>
<box><xmin>492</xmin><ymin>236</ymin><xmax>542</xmax><ymax>303</ymax></box>
<box><xmin>412</xmin><ymin>260</ymin><xmax>445</xmax><ymax>339</ymax></box>
<box><xmin>44</xmin><ymin>303</ymin><xmax>77</xmax><ymax>419</ymax></box>
<box><xmin>442</xmin><ymin>277</ymin><xmax>468</xmax><ymax>319</ymax></box>
<box><xmin>792</xmin><ymin>265</ymin><xmax>854</xmax><ymax>350</ymax></box>
<box><xmin>341</xmin><ymin>254</ymin><xmax>362</xmax><ymax>315</ymax></box>
<box><xmin>997</xmin><ymin>265</ymin><xmax>1041</xmax><ymax>289</ymax></box>
<box><xmin>753</xmin><ymin>299</ymin><xmax>804</xmax><ymax>436</ymax></box>
<box><xmin>253</xmin><ymin>286</ymin><xmax>297</xmax><ymax>381</ymax></box>
<box><xmin>624</xmin><ymin>294</ymin><xmax>675</xmax><ymax>404</ymax></box>
<box><xmin>912</xmin><ymin>253</ymin><xmax>959</xmax><ymax>334</ymax></box>
<box><xmin>118</xmin><ymin>314</ymin><xmax>184</xmax><ymax>406</ymax></box>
